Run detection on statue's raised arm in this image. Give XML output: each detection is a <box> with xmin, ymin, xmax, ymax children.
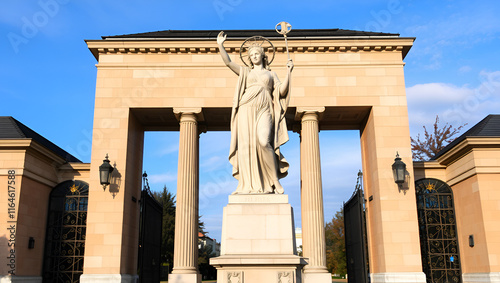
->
<box><xmin>217</xmin><ymin>31</ymin><xmax>240</xmax><ymax>75</ymax></box>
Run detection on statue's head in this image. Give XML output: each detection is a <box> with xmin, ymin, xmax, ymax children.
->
<box><xmin>248</xmin><ymin>45</ymin><xmax>269</xmax><ymax>70</ymax></box>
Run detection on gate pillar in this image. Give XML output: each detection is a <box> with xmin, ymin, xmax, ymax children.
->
<box><xmin>81</xmin><ymin>111</ymin><xmax>144</xmax><ymax>283</ymax></box>
<box><xmin>360</xmin><ymin>108</ymin><xmax>425</xmax><ymax>282</ymax></box>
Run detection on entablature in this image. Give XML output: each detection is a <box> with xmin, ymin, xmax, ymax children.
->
<box><xmin>86</xmin><ymin>37</ymin><xmax>414</xmax><ymax>61</ymax></box>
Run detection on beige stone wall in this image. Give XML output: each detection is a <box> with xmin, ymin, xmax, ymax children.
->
<box><xmin>413</xmin><ymin>161</ymin><xmax>446</xmax><ymax>181</ymax></box>
<box><xmin>361</xmin><ymin>108</ymin><xmax>422</xmax><ymax>273</ymax></box>
<box><xmin>84</xmin><ymin>112</ymin><xmax>143</xmax><ymax>275</ymax></box>
<box><xmin>14</xmin><ymin>176</ymin><xmax>52</xmax><ymax>276</ymax></box>
<box><xmin>451</xmin><ymin>150</ymin><xmax>500</xmax><ymax>273</ymax></box>
<box><xmin>88</xmin><ymin>38</ymin><xmax>412</xmax><ymax>112</ymax></box>
<box><xmin>0</xmin><ymin>141</ymin><xmax>90</xmax><ymax>277</ymax></box>
<box><xmin>475</xmin><ymin>173</ymin><xmax>500</xmax><ymax>272</ymax></box>
<box><xmin>453</xmin><ymin>175</ymin><xmax>489</xmax><ymax>273</ymax></box>
<box><xmin>417</xmin><ymin>144</ymin><xmax>500</xmax><ymax>274</ymax></box>
<box><xmin>0</xmin><ymin>173</ymin><xmax>21</xmax><ymax>276</ymax></box>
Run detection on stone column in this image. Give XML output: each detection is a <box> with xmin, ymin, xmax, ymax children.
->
<box><xmin>297</xmin><ymin>107</ymin><xmax>331</xmax><ymax>283</ymax></box>
<box><xmin>169</xmin><ymin>108</ymin><xmax>202</xmax><ymax>283</ymax></box>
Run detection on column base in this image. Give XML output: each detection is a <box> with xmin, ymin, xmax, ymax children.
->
<box><xmin>0</xmin><ymin>276</ymin><xmax>42</xmax><ymax>283</ymax></box>
<box><xmin>80</xmin><ymin>274</ymin><xmax>138</xmax><ymax>283</ymax></box>
<box><xmin>303</xmin><ymin>272</ymin><xmax>332</xmax><ymax>283</ymax></box>
<box><xmin>463</xmin><ymin>272</ymin><xmax>500</xmax><ymax>283</ymax></box>
<box><xmin>168</xmin><ymin>272</ymin><xmax>202</xmax><ymax>283</ymax></box>
<box><xmin>370</xmin><ymin>272</ymin><xmax>426</xmax><ymax>283</ymax></box>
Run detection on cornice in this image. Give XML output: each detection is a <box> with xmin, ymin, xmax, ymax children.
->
<box><xmin>86</xmin><ymin>38</ymin><xmax>414</xmax><ymax>61</ymax></box>
<box><xmin>412</xmin><ymin>161</ymin><xmax>446</xmax><ymax>170</ymax></box>
<box><xmin>59</xmin><ymin>162</ymin><xmax>91</xmax><ymax>171</ymax></box>
<box><xmin>0</xmin><ymin>139</ymin><xmax>73</xmax><ymax>166</ymax></box>
<box><xmin>435</xmin><ymin>137</ymin><xmax>500</xmax><ymax>166</ymax></box>
<box><xmin>0</xmin><ymin>139</ymin><xmax>32</xmax><ymax>147</ymax></box>
<box><xmin>446</xmin><ymin>166</ymin><xmax>500</xmax><ymax>187</ymax></box>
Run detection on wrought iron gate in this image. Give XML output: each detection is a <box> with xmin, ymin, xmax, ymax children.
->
<box><xmin>415</xmin><ymin>178</ymin><xmax>462</xmax><ymax>283</ymax></box>
<box><xmin>138</xmin><ymin>173</ymin><xmax>163</xmax><ymax>283</ymax></box>
<box><xmin>344</xmin><ymin>172</ymin><xmax>369</xmax><ymax>283</ymax></box>
<box><xmin>43</xmin><ymin>180</ymin><xmax>88</xmax><ymax>283</ymax></box>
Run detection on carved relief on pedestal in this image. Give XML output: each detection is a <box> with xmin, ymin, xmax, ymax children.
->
<box><xmin>227</xmin><ymin>271</ymin><xmax>242</xmax><ymax>283</ymax></box>
<box><xmin>278</xmin><ymin>271</ymin><xmax>293</xmax><ymax>283</ymax></box>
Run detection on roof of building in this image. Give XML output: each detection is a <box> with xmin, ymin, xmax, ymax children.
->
<box><xmin>102</xmin><ymin>28</ymin><xmax>401</xmax><ymax>40</ymax></box>
<box><xmin>432</xmin><ymin>115</ymin><xmax>500</xmax><ymax>160</ymax></box>
<box><xmin>0</xmin><ymin>116</ymin><xmax>81</xmax><ymax>162</ymax></box>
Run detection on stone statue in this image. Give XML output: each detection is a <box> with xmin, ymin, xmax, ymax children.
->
<box><xmin>217</xmin><ymin>31</ymin><xmax>294</xmax><ymax>194</ymax></box>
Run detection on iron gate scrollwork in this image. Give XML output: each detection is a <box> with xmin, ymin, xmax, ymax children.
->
<box><xmin>43</xmin><ymin>180</ymin><xmax>89</xmax><ymax>283</ymax></box>
<box><xmin>344</xmin><ymin>171</ymin><xmax>369</xmax><ymax>283</ymax></box>
<box><xmin>138</xmin><ymin>172</ymin><xmax>163</xmax><ymax>283</ymax></box>
<box><xmin>415</xmin><ymin>178</ymin><xmax>462</xmax><ymax>283</ymax></box>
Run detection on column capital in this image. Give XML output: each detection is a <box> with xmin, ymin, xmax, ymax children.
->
<box><xmin>173</xmin><ymin>107</ymin><xmax>204</xmax><ymax>122</ymax></box>
<box><xmin>295</xmin><ymin>107</ymin><xmax>325</xmax><ymax>121</ymax></box>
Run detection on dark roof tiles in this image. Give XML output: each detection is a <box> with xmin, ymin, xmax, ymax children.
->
<box><xmin>103</xmin><ymin>28</ymin><xmax>400</xmax><ymax>39</ymax></box>
<box><xmin>0</xmin><ymin>116</ymin><xmax>81</xmax><ymax>162</ymax></box>
<box><xmin>432</xmin><ymin>115</ymin><xmax>500</xmax><ymax>160</ymax></box>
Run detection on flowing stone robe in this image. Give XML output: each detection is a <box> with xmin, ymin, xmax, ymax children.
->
<box><xmin>229</xmin><ymin>66</ymin><xmax>290</xmax><ymax>194</ymax></box>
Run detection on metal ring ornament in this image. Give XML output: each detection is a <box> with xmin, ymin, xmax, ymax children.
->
<box><xmin>275</xmin><ymin>22</ymin><xmax>292</xmax><ymax>35</ymax></box>
<box><xmin>239</xmin><ymin>36</ymin><xmax>275</xmax><ymax>67</ymax></box>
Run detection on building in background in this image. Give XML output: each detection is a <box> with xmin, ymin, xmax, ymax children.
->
<box><xmin>295</xmin><ymin>227</ymin><xmax>302</xmax><ymax>254</ymax></box>
<box><xmin>199</xmin><ymin>232</ymin><xmax>221</xmax><ymax>257</ymax></box>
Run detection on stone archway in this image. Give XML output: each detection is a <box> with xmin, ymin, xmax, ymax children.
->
<box><xmin>84</xmin><ymin>28</ymin><xmax>423</xmax><ymax>283</ymax></box>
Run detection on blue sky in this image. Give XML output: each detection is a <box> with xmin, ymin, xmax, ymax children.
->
<box><xmin>2</xmin><ymin>0</ymin><xmax>500</xmax><ymax>241</ymax></box>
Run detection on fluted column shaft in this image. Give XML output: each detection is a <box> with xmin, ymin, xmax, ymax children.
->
<box><xmin>300</xmin><ymin>111</ymin><xmax>328</xmax><ymax>273</ymax></box>
<box><xmin>172</xmin><ymin>112</ymin><xmax>199</xmax><ymax>274</ymax></box>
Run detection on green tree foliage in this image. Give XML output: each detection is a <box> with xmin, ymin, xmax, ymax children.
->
<box><xmin>325</xmin><ymin>209</ymin><xmax>347</xmax><ymax>276</ymax></box>
<box><xmin>198</xmin><ymin>215</ymin><xmax>207</xmax><ymax>234</ymax></box>
<box><xmin>152</xmin><ymin>186</ymin><xmax>215</xmax><ymax>279</ymax></box>
<box><xmin>411</xmin><ymin>115</ymin><xmax>466</xmax><ymax>161</ymax></box>
<box><xmin>198</xmin><ymin>239</ymin><xmax>217</xmax><ymax>280</ymax></box>
<box><xmin>152</xmin><ymin>186</ymin><xmax>176</xmax><ymax>270</ymax></box>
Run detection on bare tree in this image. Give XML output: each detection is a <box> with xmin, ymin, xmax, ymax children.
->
<box><xmin>411</xmin><ymin>115</ymin><xmax>466</xmax><ymax>161</ymax></box>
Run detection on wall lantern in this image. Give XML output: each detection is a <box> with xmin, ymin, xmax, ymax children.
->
<box><xmin>392</xmin><ymin>152</ymin><xmax>406</xmax><ymax>187</ymax></box>
<box><xmin>99</xmin><ymin>154</ymin><xmax>114</xmax><ymax>190</ymax></box>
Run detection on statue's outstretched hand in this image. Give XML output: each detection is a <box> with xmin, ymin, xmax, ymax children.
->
<box><xmin>217</xmin><ymin>31</ymin><xmax>226</xmax><ymax>45</ymax></box>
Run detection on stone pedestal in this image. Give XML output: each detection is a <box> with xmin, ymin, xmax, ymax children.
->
<box><xmin>210</xmin><ymin>194</ymin><xmax>306</xmax><ymax>283</ymax></box>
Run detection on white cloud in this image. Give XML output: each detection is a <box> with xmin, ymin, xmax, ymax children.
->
<box><xmin>406</xmin><ymin>83</ymin><xmax>473</xmax><ymax>105</ymax></box>
<box><xmin>407</xmin><ymin>70</ymin><xmax>500</xmax><ymax>135</ymax></box>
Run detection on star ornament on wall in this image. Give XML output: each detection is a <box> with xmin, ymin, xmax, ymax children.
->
<box><xmin>425</xmin><ymin>182</ymin><xmax>436</xmax><ymax>192</ymax></box>
<box><xmin>69</xmin><ymin>184</ymin><xmax>80</xmax><ymax>194</ymax></box>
